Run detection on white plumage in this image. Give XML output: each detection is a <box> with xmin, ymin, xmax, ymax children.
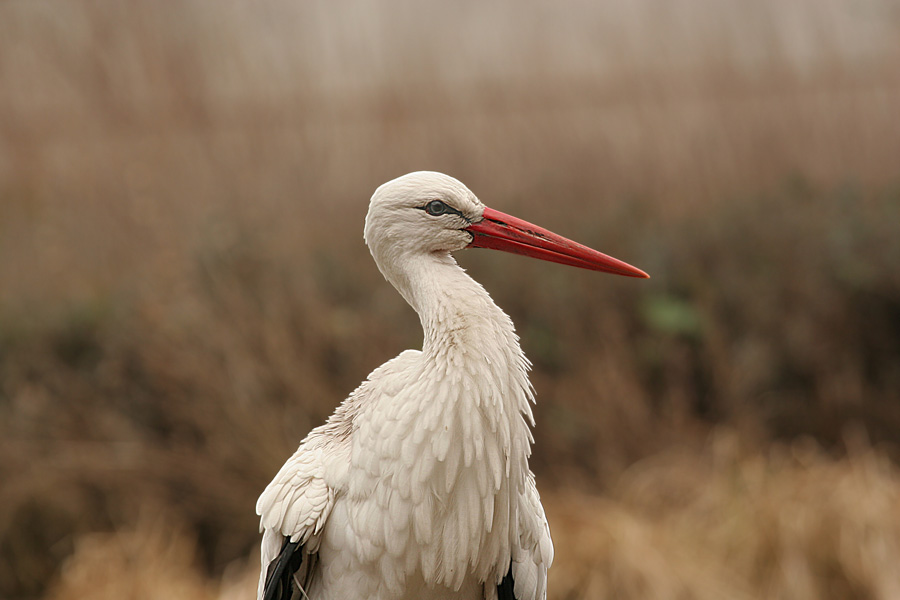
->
<box><xmin>256</xmin><ymin>171</ymin><xmax>647</xmax><ymax>600</ymax></box>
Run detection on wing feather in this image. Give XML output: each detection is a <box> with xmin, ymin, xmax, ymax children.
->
<box><xmin>497</xmin><ymin>565</ymin><xmax>516</xmax><ymax>600</ymax></box>
<box><xmin>262</xmin><ymin>538</ymin><xmax>303</xmax><ymax>600</ymax></box>
<box><xmin>507</xmin><ymin>473</ymin><xmax>553</xmax><ymax>600</ymax></box>
<box><xmin>257</xmin><ymin>431</ymin><xmax>347</xmax><ymax>600</ymax></box>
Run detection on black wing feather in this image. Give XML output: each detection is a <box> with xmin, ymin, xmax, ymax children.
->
<box><xmin>263</xmin><ymin>538</ymin><xmax>304</xmax><ymax>600</ymax></box>
<box><xmin>497</xmin><ymin>563</ymin><xmax>517</xmax><ymax>600</ymax></box>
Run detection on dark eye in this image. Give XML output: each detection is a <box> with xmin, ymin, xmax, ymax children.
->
<box><xmin>424</xmin><ymin>200</ymin><xmax>448</xmax><ymax>216</ymax></box>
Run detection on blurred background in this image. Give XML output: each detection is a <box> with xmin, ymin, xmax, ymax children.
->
<box><xmin>2</xmin><ymin>0</ymin><xmax>900</xmax><ymax>598</ymax></box>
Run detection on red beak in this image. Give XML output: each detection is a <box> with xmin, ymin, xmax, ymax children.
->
<box><xmin>466</xmin><ymin>207</ymin><xmax>649</xmax><ymax>278</ymax></box>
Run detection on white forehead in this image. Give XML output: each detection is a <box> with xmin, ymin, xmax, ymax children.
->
<box><xmin>371</xmin><ymin>171</ymin><xmax>482</xmax><ymax>209</ymax></box>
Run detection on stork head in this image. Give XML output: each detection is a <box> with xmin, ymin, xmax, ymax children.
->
<box><xmin>365</xmin><ymin>171</ymin><xmax>483</xmax><ymax>262</ymax></box>
<box><xmin>365</xmin><ymin>171</ymin><xmax>649</xmax><ymax>278</ymax></box>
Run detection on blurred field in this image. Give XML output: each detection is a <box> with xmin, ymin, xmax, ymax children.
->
<box><xmin>2</xmin><ymin>0</ymin><xmax>900</xmax><ymax>598</ymax></box>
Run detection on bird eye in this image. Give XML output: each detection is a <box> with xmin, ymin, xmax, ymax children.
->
<box><xmin>424</xmin><ymin>200</ymin><xmax>448</xmax><ymax>216</ymax></box>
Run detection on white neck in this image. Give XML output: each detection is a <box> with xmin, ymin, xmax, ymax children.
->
<box><xmin>389</xmin><ymin>250</ymin><xmax>536</xmax><ymax>468</ymax></box>
<box><xmin>350</xmin><ymin>250</ymin><xmax>537</xmax><ymax>589</ymax></box>
<box><xmin>391</xmin><ymin>253</ymin><xmax>529</xmax><ymax>387</ymax></box>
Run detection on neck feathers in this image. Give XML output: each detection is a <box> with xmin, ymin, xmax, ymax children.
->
<box><xmin>403</xmin><ymin>252</ymin><xmax>536</xmax><ymax>448</ymax></box>
<box><xmin>349</xmin><ymin>251</ymin><xmax>537</xmax><ymax>589</ymax></box>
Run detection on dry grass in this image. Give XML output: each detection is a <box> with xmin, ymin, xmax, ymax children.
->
<box><xmin>549</xmin><ymin>429</ymin><xmax>900</xmax><ymax>600</ymax></box>
<box><xmin>2</xmin><ymin>0</ymin><xmax>900</xmax><ymax>598</ymax></box>
<box><xmin>46</xmin><ymin>514</ymin><xmax>217</xmax><ymax>600</ymax></box>
<box><xmin>44</xmin><ymin>431</ymin><xmax>900</xmax><ymax>600</ymax></box>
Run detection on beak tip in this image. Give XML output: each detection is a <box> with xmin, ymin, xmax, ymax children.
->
<box><xmin>620</xmin><ymin>268</ymin><xmax>650</xmax><ymax>279</ymax></box>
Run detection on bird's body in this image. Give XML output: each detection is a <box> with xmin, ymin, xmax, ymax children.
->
<box><xmin>257</xmin><ymin>172</ymin><xmax>647</xmax><ymax>600</ymax></box>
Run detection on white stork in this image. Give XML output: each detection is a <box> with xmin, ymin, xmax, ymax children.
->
<box><xmin>256</xmin><ymin>171</ymin><xmax>648</xmax><ymax>600</ymax></box>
